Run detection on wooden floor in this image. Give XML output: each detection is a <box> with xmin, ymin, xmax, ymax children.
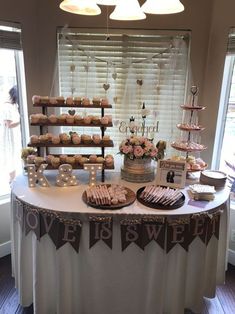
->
<box><xmin>0</xmin><ymin>254</ymin><xmax>235</xmax><ymax>314</ymax></box>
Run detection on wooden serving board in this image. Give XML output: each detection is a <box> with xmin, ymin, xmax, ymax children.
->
<box><xmin>82</xmin><ymin>184</ymin><xmax>136</xmax><ymax>210</ymax></box>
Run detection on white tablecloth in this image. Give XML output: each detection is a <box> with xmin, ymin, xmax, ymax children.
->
<box><xmin>11</xmin><ymin>173</ymin><xmax>230</xmax><ymax>314</ymax></box>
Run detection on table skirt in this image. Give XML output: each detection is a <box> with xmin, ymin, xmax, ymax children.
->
<box><xmin>11</xmin><ymin>199</ymin><xmax>229</xmax><ymax>314</ymax></box>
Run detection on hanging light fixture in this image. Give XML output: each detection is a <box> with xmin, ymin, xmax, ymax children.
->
<box><xmin>59</xmin><ymin>0</ymin><xmax>101</xmax><ymax>15</ymax></box>
<box><xmin>141</xmin><ymin>0</ymin><xmax>184</xmax><ymax>15</ymax></box>
<box><xmin>110</xmin><ymin>0</ymin><xmax>146</xmax><ymax>20</ymax></box>
<box><xmin>96</xmin><ymin>0</ymin><xmax>117</xmax><ymax>5</ymax></box>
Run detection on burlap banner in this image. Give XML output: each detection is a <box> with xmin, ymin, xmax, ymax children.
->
<box><xmin>15</xmin><ymin>198</ymin><xmax>82</xmax><ymax>253</ymax></box>
<box><xmin>89</xmin><ymin>216</ymin><xmax>113</xmax><ymax>249</ymax></box>
<box><xmin>166</xmin><ymin>218</ymin><xmax>191</xmax><ymax>253</ymax></box>
<box><xmin>14</xmin><ymin>197</ymin><xmax>223</xmax><ymax>253</ymax></box>
<box><xmin>206</xmin><ymin>213</ymin><xmax>221</xmax><ymax>245</ymax></box>
<box><xmin>141</xmin><ymin>217</ymin><xmax>166</xmax><ymax>250</ymax></box>
<box><xmin>190</xmin><ymin>215</ymin><xmax>208</xmax><ymax>244</ymax></box>
<box><xmin>120</xmin><ymin>219</ymin><xmax>143</xmax><ymax>251</ymax></box>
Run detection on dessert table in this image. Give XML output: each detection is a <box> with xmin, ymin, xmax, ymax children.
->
<box><xmin>11</xmin><ymin>171</ymin><xmax>230</xmax><ymax>314</ymax></box>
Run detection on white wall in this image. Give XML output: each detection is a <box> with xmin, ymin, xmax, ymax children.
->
<box><xmin>0</xmin><ymin>200</ymin><xmax>11</xmax><ymax>257</ymax></box>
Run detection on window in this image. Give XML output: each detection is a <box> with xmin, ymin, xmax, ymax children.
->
<box><xmin>212</xmin><ymin>28</ymin><xmax>235</xmax><ymax>203</ymax></box>
<box><xmin>57</xmin><ymin>28</ymin><xmax>189</xmax><ymax>161</ymax></box>
<box><xmin>0</xmin><ymin>23</ymin><xmax>28</xmax><ymax>198</ymax></box>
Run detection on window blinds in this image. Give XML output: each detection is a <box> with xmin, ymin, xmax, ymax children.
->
<box><xmin>57</xmin><ymin>29</ymin><xmax>190</xmax><ymax>156</ymax></box>
<box><xmin>0</xmin><ymin>25</ymin><xmax>21</xmax><ymax>50</ymax></box>
<box><xmin>227</xmin><ymin>28</ymin><xmax>235</xmax><ymax>55</ymax></box>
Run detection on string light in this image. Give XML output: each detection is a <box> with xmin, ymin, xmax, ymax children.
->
<box><xmin>83</xmin><ymin>163</ymin><xmax>103</xmax><ymax>186</ymax></box>
<box><xmin>27</xmin><ymin>164</ymin><xmax>50</xmax><ymax>188</ymax></box>
<box><xmin>56</xmin><ymin>164</ymin><xmax>78</xmax><ymax>187</ymax></box>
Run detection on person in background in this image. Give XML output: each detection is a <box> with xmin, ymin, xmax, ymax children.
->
<box><xmin>0</xmin><ymin>86</ymin><xmax>22</xmax><ymax>183</ymax></box>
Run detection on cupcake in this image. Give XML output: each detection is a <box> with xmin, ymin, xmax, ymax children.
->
<box><xmin>57</xmin><ymin>114</ymin><xmax>67</xmax><ymax>123</ymax></box>
<box><xmin>32</xmin><ymin>95</ymin><xmax>40</xmax><ymax>104</ymax></box>
<box><xmin>195</xmin><ymin>158</ymin><xmax>206</xmax><ymax>168</ymax></box>
<box><xmin>92</xmin><ymin>134</ymin><xmax>101</xmax><ymax>144</ymax></box>
<box><xmin>72</xmin><ymin>135</ymin><xmax>81</xmax><ymax>145</ymax></box>
<box><xmin>39</xmin><ymin>114</ymin><xmax>48</xmax><ymax>124</ymax></box>
<box><xmin>51</xmin><ymin>135</ymin><xmax>61</xmax><ymax>144</ymax></box>
<box><xmin>74</xmin><ymin>154</ymin><xmax>83</xmax><ymax>164</ymax></box>
<box><xmin>56</xmin><ymin>96</ymin><xmax>65</xmax><ymax>105</ymax></box>
<box><xmin>191</xmin><ymin>163</ymin><xmax>201</xmax><ymax>170</ymax></box>
<box><xmin>101</xmin><ymin>98</ymin><xmax>109</xmax><ymax>107</ymax></box>
<box><xmin>79</xmin><ymin>157</ymin><xmax>89</xmax><ymax>165</ymax></box>
<box><xmin>74</xmin><ymin>96</ymin><xmax>82</xmax><ymax>106</ymax></box>
<box><xmin>89</xmin><ymin>154</ymin><xmax>97</xmax><ymax>163</ymax></box>
<box><xmin>66</xmin><ymin>115</ymin><xmax>75</xmax><ymax>124</ymax></box>
<box><xmin>30</xmin><ymin>114</ymin><xmax>40</xmax><ymax>124</ymax></box>
<box><xmin>38</xmin><ymin>134</ymin><xmax>49</xmax><ymax>143</ymax></box>
<box><xmin>40</xmin><ymin>96</ymin><xmax>49</xmax><ymax>104</ymax></box>
<box><xmin>100</xmin><ymin>116</ymin><xmax>109</xmax><ymax>125</ymax></box>
<box><xmin>83</xmin><ymin>116</ymin><xmax>92</xmax><ymax>125</ymax></box>
<box><xmin>102</xmin><ymin>135</ymin><xmax>110</xmax><ymax>143</ymax></box>
<box><xmin>49</xmin><ymin>97</ymin><xmax>58</xmax><ymax>105</ymax></box>
<box><xmin>83</xmin><ymin>135</ymin><xmax>92</xmax><ymax>144</ymax></box>
<box><xmin>81</xmin><ymin>134</ymin><xmax>86</xmax><ymax>143</ymax></box>
<box><xmin>82</xmin><ymin>97</ymin><xmax>90</xmax><ymax>106</ymax></box>
<box><xmin>48</xmin><ymin>114</ymin><xmax>57</xmax><ymax>124</ymax></box>
<box><xmin>105</xmin><ymin>115</ymin><xmax>112</xmax><ymax>123</ymax></box>
<box><xmin>97</xmin><ymin>157</ymin><xmax>104</xmax><ymax>163</ymax></box>
<box><xmin>51</xmin><ymin>157</ymin><xmax>60</xmax><ymax>168</ymax></box>
<box><xmin>34</xmin><ymin>157</ymin><xmax>45</xmax><ymax>167</ymax></box>
<box><xmin>74</xmin><ymin>115</ymin><xmax>83</xmax><ymax>124</ymax></box>
<box><xmin>186</xmin><ymin>163</ymin><xmax>192</xmax><ymax>171</ymax></box>
<box><xmin>59</xmin><ymin>154</ymin><xmax>68</xmax><ymax>163</ymax></box>
<box><xmin>30</xmin><ymin>135</ymin><xmax>39</xmax><ymax>144</ymax></box>
<box><xmin>45</xmin><ymin>155</ymin><xmax>54</xmax><ymax>165</ymax></box>
<box><xmin>92</xmin><ymin>116</ymin><xmax>100</xmax><ymax>125</ymax></box>
<box><xmin>46</xmin><ymin>133</ymin><xmax>53</xmax><ymax>142</ymax></box>
<box><xmin>105</xmin><ymin>155</ymin><xmax>114</xmax><ymax>168</ymax></box>
<box><xmin>66</xmin><ymin>97</ymin><xmax>74</xmax><ymax>106</ymax></box>
<box><xmin>65</xmin><ymin>156</ymin><xmax>76</xmax><ymax>166</ymax></box>
<box><xmin>92</xmin><ymin>97</ymin><xmax>100</xmax><ymax>105</ymax></box>
<box><xmin>59</xmin><ymin>133</ymin><xmax>71</xmax><ymax>144</ymax></box>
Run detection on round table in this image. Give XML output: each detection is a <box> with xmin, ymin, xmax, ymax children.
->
<box><xmin>11</xmin><ymin>172</ymin><xmax>230</xmax><ymax>314</ymax></box>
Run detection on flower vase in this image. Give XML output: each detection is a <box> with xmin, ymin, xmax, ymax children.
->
<box><xmin>121</xmin><ymin>156</ymin><xmax>155</xmax><ymax>182</ymax></box>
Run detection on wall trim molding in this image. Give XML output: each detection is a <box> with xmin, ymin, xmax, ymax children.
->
<box><xmin>0</xmin><ymin>241</ymin><xmax>11</xmax><ymax>258</ymax></box>
<box><xmin>228</xmin><ymin>248</ymin><xmax>235</xmax><ymax>266</ymax></box>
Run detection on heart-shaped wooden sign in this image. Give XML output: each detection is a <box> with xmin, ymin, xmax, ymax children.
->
<box><xmin>137</xmin><ymin>79</ymin><xmax>143</xmax><ymax>86</ymax></box>
<box><xmin>68</xmin><ymin>109</ymin><xmax>76</xmax><ymax>116</ymax></box>
<box><xmin>112</xmin><ymin>73</ymin><xmax>117</xmax><ymax>80</ymax></box>
<box><xmin>103</xmin><ymin>83</ymin><xmax>110</xmax><ymax>91</ymax></box>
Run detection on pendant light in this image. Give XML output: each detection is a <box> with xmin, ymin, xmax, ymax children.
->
<box><xmin>59</xmin><ymin>0</ymin><xmax>101</xmax><ymax>15</ymax></box>
<box><xmin>96</xmin><ymin>0</ymin><xmax>117</xmax><ymax>5</ymax></box>
<box><xmin>141</xmin><ymin>0</ymin><xmax>184</xmax><ymax>15</ymax></box>
<box><xmin>110</xmin><ymin>0</ymin><xmax>146</xmax><ymax>20</ymax></box>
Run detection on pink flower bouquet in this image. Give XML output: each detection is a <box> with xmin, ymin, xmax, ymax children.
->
<box><xmin>119</xmin><ymin>136</ymin><xmax>158</xmax><ymax>160</ymax></box>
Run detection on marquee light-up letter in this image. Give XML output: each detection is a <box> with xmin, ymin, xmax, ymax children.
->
<box><xmin>83</xmin><ymin>163</ymin><xmax>103</xmax><ymax>186</ymax></box>
<box><xmin>27</xmin><ymin>164</ymin><xmax>50</xmax><ymax>188</ymax></box>
<box><xmin>56</xmin><ymin>164</ymin><xmax>78</xmax><ymax>187</ymax></box>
